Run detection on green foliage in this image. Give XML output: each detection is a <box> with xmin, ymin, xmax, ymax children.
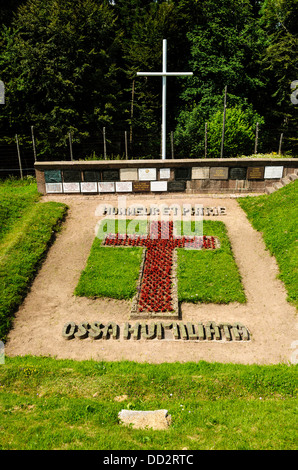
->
<box><xmin>174</xmin><ymin>0</ymin><xmax>268</xmax><ymax>157</ymax></box>
<box><xmin>0</xmin><ymin>0</ymin><xmax>122</xmax><ymax>158</ymax></box>
<box><xmin>259</xmin><ymin>0</ymin><xmax>298</xmax><ymax>152</ymax></box>
<box><xmin>238</xmin><ymin>180</ymin><xmax>298</xmax><ymax>308</ymax></box>
<box><xmin>0</xmin><ymin>0</ymin><xmax>297</xmax><ymax>157</ymax></box>
<box><xmin>175</xmin><ymin>104</ymin><xmax>264</xmax><ymax>158</ymax></box>
<box><xmin>207</xmin><ymin>106</ymin><xmax>263</xmax><ymax>158</ymax></box>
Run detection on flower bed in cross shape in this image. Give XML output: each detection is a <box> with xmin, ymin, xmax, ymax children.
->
<box><xmin>103</xmin><ymin>220</ymin><xmax>217</xmax><ymax>314</ymax></box>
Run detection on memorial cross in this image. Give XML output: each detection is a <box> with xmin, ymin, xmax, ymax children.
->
<box><xmin>103</xmin><ymin>220</ymin><xmax>218</xmax><ymax>316</ymax></box>
<box><xmin>137</xmin><ymin>39</ymin><xmax>193</xmax><ymax>160</ymax></box>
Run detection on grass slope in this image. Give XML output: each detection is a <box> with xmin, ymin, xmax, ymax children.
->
<box><xmin>0</xmin><ymin>177</ymin><xmax>39</xmax><ymax>244</ymax></box>
<box><xmin>0</xmin><ymin>178</ymin><xmax>68</xmax><ymax>341</ymax></box>
<box><xmin>238</xmin><ymin>180</ymin><xmax>298</xmax><ymax>308</ymax></box>
<box><xmin>0</xmin><ymin>356</ymin><xmax>296</xmax><ymax>450</ymax></box>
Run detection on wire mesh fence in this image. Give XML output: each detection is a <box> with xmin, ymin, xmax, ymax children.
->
<box><xmin>0</xmin><ymin>124</ymin><xmax>296</xmax><ymax>179</ymax></box>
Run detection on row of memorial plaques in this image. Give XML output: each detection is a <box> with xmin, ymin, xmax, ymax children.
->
<box><xmin>44</xmin><ymin>168</ymin><xmax>173</xmax><ymax>185</ymax></box>
<box><xmin>44</xmin><ymin>169</ymin><xmax>120</xmax><ymax>184</ymax></box>
<box><xmin>192</xmin><ymin>166</ymin><xmax>284</xmax><ymax>180</ymax></box>
<box><xmin>45</xmin><ymin>180</ymin><xmax>186</xmax><ymax>194</ymax></box>
<box><xmin>44</xmin><ymin>165</ymin><xmax>284</xmax><ymax>188</ymax></box>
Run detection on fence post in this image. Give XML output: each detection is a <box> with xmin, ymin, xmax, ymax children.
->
<box><xmin>125</xmin><ymin>131</ymin><xmax>128</xmax><ymax>159</ymax></box>
<box><xmin>278</xmin><ymin>133</ymin><xmax>283</xmax><ymax>155</ymax></box>
<box><xmin>254</xmin><ymin>122</ymin><xmax>259</xmax><ymax>154</ymax></box>
<box><xmin>69</xmin><ymin>132</ymin><xmax>74</xmax><ymax>160</ymax></box>
<box><xmin>130</xmin><ymin>79</ymin><xmax>135</xmax><ymax>145</ymax></box>
<box><xmin>15</xmin><ymin>134</ymin><xmax>23</xmax><ymax>179</ymax></box>
<box><xmin>220</xmin><ymin>85</ymin><xmax>227</xmax><ymax>158</ymax></box>
<box><xmin>31</xmin><ymin>125</ymin><xmax>37</xmax><ymax>161</ymax></box>
<box><xmin>103</xmin><ymin>127</ymin><xmax>107</xmax><ymax>160</ymax></box>
<box><xmin>171</xmin><ymin>131</ymin><xmax>174</xmax><ymax>159</ymax></box>
<box><xmin>205</xmin><ymin>122</ymin><xmax>208</xmax><ymax>158</ymax></box>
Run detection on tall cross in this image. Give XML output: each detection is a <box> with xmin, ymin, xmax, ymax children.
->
<box><xmin>137</xmin><ymin>39</ymin><xmax>193</xmax><ymax>160</ymax></box>
<box><xmin>103</xmin><ymin>220</ymin><xmax>218</xmax><ymax>317</ymax></box>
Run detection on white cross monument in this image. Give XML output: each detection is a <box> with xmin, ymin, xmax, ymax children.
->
<box><xmin>137</xmin><ymin>39</ymin><xmax>193</xmax><ymax>160</ymax></box>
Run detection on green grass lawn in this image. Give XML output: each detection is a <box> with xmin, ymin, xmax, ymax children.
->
<box><xmin>0</xmin><ymin>176</ymin><xmax>40</xmax><ymax>244</ymax></box>
<box><xmin>75</xmin><ymin>219</ymin><xmax>246</xmax><ymax>304</ymax></box>
<box><xmin>0</xmin><ymin>178</ymin><xmax>68</xmax><ymax>342</ymax></box>
<box><xmin>0</xmin><ymin>356</ymin><xmax>296</xmax><ymax>450</ymax></box>
<box><xmin>238</xmin><ymin>179</ymin><xmax>298</xmax><ymax>309</ymax></box>
<box><xmin>0</xmin><ymin>177</ymin><xmax>297</xmax><ymax>451</ymax></box>
<box><xmin>177</xmin><ymin>220</ymin><xmax>246</xmax><ymax>304</ymax></box>
<box><xmin>75</xmin><ymin>219</ymin><xmax>146</xmax><ymax>299</ymax></box>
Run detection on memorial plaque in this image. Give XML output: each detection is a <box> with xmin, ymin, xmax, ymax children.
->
<box><xmin>175</xmin><ymin>167</ymin><xmax>191</xmax><ymax>180</ymax></box>
<box><xmin>102</xmin><ymin>169</ymin><xmax>119</xmax><ymax>181</ymax></box>
<box><xmin>98</xmin><ymin>182</ymin><xmax>115</xmax><ymax>193</ymax></box>
<box><xmin>83</xmin><ymin>170</ymin><xmax>101</xmax><ymax>182</ymax></box>
<box><xmin>63</xmin><ymin>170</ymin><xmax>82</xmax><ymax>182</ymax></box>
<box><xmin>150</xmin><ymin>181</ymin><xmax>167</xmax><ymax>192</ymax></box>
<box><xmin>159</xmin><ymin>168</ymin><xmax>171</xmax><ymax>179</ymax></box>
<box><xmin>139</xmin><ymin>168</ymin><xmax>157</xmax><ymax>181</ymax></box>
<box><xmin>168</xmin><ymin>181</ymin><xmax>186</xmax><ymax>192</ymax></box>
<box><xmin>192</xmin><ymin>167</ymin><xmax>210</xmax><ymax>179</ymax></box>
<box><xmin>45</xmin><ymin>183</ymin><xmax>63</xmax><ymax>193</ymax></box>
<box><xmin>80</xmin><ymin>182</ymin><xmax>98</xmax><ymax>193</ymax></box>
<box><xmin>44</xmin><ymin>170</ymin><xmax>62</xmax><ymax>183</ymax></box>
<box><xmin>229</xmin><ymin>167</ymin><xmax>247</xmax><ymax>180</ymax></box>
<box><xmin>264</xmin><ymin>166</ymin><xmax>283</xmax><ymax>179</ymax></box>
<box><xmin>133</xmin><ymin>181</ymin><xmax>150</xmax><ymax>192</ymax></box>
<box><xmin>209</xmin><ymin>167</ymin><xmax>229</xmax><ymax>179</ymax></box>
<box><xmin>63</xmin><ymin>182</ymin><xmax>80</xmax><ymax>193</ymax></box>
<box><xmin>120</xmin><ymin>168</ymin><xmax>138</xmax><ymax>181</ymax></box>
<box><xmin>247</xmin><ymin>167</ymin><xmax>264</xmax><ymax>179</ymax></box>
<box><xmin>116</xmin><ymin>181</ymin><xmax>133</xmax><ymax>192</ymax></box>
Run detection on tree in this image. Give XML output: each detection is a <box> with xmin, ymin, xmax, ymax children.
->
<box><xmin>259</xmin><ymin>0</ymin><xmax>298</xmax><ymax>153</ymax></box>
<box><xmin>0</xmin><ymin>0</ymin><xmax>123</xmax><ymax>158</ymax></box>
<box><xmin>175</xmin><ymin>102</ymin><xmax>263</xmax><ymax>158</ymax></box>
<box><xmin>120</xmin><ymin>1</ymin><xmax>186</xmax><ymax>156</ymax></box>
<box><xmin>174</xmin><ymin>0</ymin><xmax>267</xmax><ymax>156</ymax></box>
<box><xmin>207</xmin><ymin>105</ymin><xmax>264</xmax><ymax>158</ymax></box>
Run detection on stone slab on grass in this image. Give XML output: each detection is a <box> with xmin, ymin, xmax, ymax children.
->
<box><xmin>118</xmin><ymin>409</ymin><xmax>171</xmax><ymax>430</ymax></box>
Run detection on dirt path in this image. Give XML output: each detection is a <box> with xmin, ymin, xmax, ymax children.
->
<box><xmin>5</xmin><ymin>193</ymin><xmax>297</xmax><ymax>364</ymax></box>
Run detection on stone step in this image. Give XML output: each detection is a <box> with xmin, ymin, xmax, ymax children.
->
<box><xmin>118</xmin><ymin>409</ymin><xmax>171</xmax><ymax>430</ymax></box>
<box><xmin>281</xmin><ymin>177</ymin><xmax>291</xmax><ymax>186</ymax></box>
<box><xmin>266</xmin><ymin>186</ymin><xmax>276</xmax><ymax>195</ymax></box>
<box><xmin>273</xmin><ymin>182</ymin><xmax>283</xmax><ymax>190</ymax></box>
<box><xmin>289</xmin><ymin>173</ymin><xmax>298</xmax><ymax>181</ymax></box>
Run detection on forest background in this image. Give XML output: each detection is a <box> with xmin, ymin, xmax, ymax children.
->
<box><xmin>0</xmin><ymin>0</ymin><xmax>297</xmax><ymax>163</ymax></box>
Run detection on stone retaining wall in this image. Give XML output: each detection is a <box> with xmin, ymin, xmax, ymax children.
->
<box><xmin>35</xmin><ymin>158</ymin><xmax>298</xmax><ymax>195</ymax></box>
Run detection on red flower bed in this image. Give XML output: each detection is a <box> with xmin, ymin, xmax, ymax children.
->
<box><xmin>104</xmin><ymin>221</ymin><xmax>217</xmax><ymax>313</ymax></box>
